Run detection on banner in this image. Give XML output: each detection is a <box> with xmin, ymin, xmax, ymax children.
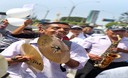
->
<box><xmin>102</xmin><ymin>18</ymin><xmax>115</xmax><ymax>22</ymax></box>
<box><xmin>86</xmin><ymin>10</ymin><xmax>100</xmax><ymax>24</ymax></box>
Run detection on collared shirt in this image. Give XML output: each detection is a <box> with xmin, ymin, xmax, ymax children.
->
<box><xmin>70</xmin><ymin>32</ymin><xmax>88</xmax><ymax>44</ymax></box>
<box><xmin>0</xmin><ymin>29</ymin><xmax>19</xmax><ymax>50</ymax></box>
<box><xmin>96</xmin><ymin>66</ymin><xmax>128</xmax><ymax>78</ymax></box>
<box><xmin>1</xmin><ymin>38</ymin><xmax>89</xmax><ymax>78</ymax></box>
<box><xmin>113</xmin><ymin>37</ymin><xmax>128</xmax><ymax>62</ymax></box>
<box><xmin>77</xmin><ymin>32</ymin><xmax>87</xmax><ymax>39</ymax></box>
<box><xmin>80</xmin><ymin>35</ymin><xmax>111</xmax><ymax>56</ymax></box>
<box><xmin>0</xmin><ymin>40</ymin><xmax>25</xmax><ymax>78</ymax></box>
<box><xmin>80</xmin><ymin>35</ymin><xmax>128</xmax><ymax>62</ymax></box>
<box><xmin>70</xmin><ymin>32</ymin><xmax>96</xmax><ymax>45</ymax></box>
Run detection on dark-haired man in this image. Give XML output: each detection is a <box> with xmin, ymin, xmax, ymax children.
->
<box><xmin>67</xmin><ymin>25</ymin><xmax>82</xmax><ymax>40</ymax></box>
<box><xmin>75</xmin><ymin>26</ymin><xmax>128</xmax><ymax>78</ymax></box>
<box><xmin>1</xmin><ymin>22</ymin><xmax>89</xmax><ymax>78</ymax></box>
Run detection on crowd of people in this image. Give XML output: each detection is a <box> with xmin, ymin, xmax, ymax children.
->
<box><xmin>0</xmin><ymin>17</ymin><xmax>128</xmax><ymax>78</ymax></box>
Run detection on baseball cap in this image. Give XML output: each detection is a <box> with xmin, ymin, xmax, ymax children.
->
<box><xmin>108</xmin><ymin>25</ymin><xmax>126</xmax><ymax>31</ymax></box>
<box><xmin>81</xmin><ymin>24</ymin><xmax>94</xmax><ymax>28</ymax></box>
<box><xmin>71</xmin><ymin>25</ymin><xmax>82</xmax><ymax>29</ymax></box>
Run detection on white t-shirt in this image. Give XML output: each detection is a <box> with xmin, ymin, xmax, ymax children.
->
<box><xmin>79</xmin><ymin>35</ymin><xmax>128</xmax><ymax>62</ymax></box>
<box><xmin>1</xmin><ymin>38</ymin><xmax>89</xmax><ymax>78</ymax></box>
<box><xmin>80</xmin><ymin>35</ymin><xmax>111</xmax><ymax>56</ymax></box>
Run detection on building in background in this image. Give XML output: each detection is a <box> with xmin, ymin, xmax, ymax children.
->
<box><xmin>86</xmin><ymin>10</ymin><xmax>100</xmax><ymax>25</ymax></box>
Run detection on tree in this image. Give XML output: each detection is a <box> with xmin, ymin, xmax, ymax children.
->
<box><xmin>118</xmin><ymin>12</ymin><xmax>128</xmax><ymax>24</ymax></box>
<box><xmin>105</xmin><ymin>22</ymin><xmax>119</xmax><ymax>28</ymax></box>
<box><xmin>60</xmin><ymin>16</ymin><xmax>86</xmax><ymax>25</ymax></box>
<box><xmin>105</xmin><ymin>11</ymin><xmax>128</xmax><ymax>28</ymax></box>
<box><xmin>105</xmin><ymin>21</ymin><xmax>128</xmax><ymax>28</ymax></box>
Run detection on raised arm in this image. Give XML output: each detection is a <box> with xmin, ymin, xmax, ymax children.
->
<box><xmin>11</xmin><ymin>19</ymin><xmax>32</xmax><ymax>35</ymax></box>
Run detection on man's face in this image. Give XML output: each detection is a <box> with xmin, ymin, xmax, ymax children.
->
<box><xmin>83</xmin><ymin>27</ymin><xmax>93</xmax><ymax>34</ymax></box>
<box><xmin>113</xmin><ymin>30</ymin><xmax>126</xmax><ymax>38</ymax></box>
<box><xmin>106</xmin><ymin>29</ymin><xmax>125</xmax><ymax>38</ymax></box>
<box><xmin>0</xmin><ymin>20</ymin><xmax>8</xmax><ymax>29</ymax></box>
<box><xmin>44</xmin><ymin>24</ymin><xmax>70</xmax><ymax>39</ymax></box>
<box><xmin>106</xmin><ymin>30</ymin><xmax>117</xmax><ymax>37</ymax></box>
<box><xmin>70</xmin><ymin>28</ymin><xmax>82</xmax><ymax>36</ymax></box>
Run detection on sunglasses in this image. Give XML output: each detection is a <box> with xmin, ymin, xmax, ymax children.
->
<box><xmin>71</xmin><ymin>28</ymin><xmax>82</xmax><ymax>30</ymax></box>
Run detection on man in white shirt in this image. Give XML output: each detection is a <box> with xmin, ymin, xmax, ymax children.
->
<box><xmin>96</xmin><ymin>27</ymin><xmax>128</xmax><ymax>78</ymax></box>
<box><xmin>67</xmin><ymin>25</ymin><xmax>94</xmax><ymax>78</ymax></box>
<box><xmin>96</xmin><ymin>66</ymin><xmax>128</xmax><ymax>78</ymax></box>
<box><xmin>1</xmin><ymin>22</ymin><xmax>89</xmax><ymax>78</ymax></box>
<box><xmin>67</xmin><ymin>25</ymin><xmax>82</xmax><ymax>40</ymax></box>
<box><xmin>0</xmin><ymin>19</ymin><xmax>33</xmax><ymax>52</ymax></box>
<box><xmin>75</xmin><ymin>26</ymin><xmax>128</xmax><ymax>78</ymax></box>
<box><xmin>70</xmin><ymin>24</ymin><xmax>94</xmax><ymax>45</ymax></box>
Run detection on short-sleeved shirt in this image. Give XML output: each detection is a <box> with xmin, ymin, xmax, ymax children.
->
<box><xmin>80</xmin><ymin>35</ymin><xmax>111</xmax><ymax>56</ymax></box>
<box><xmin>70</xmin><ymin>32</ymin><xmax>88</xmax><ymax>44</ymax></box>
<box><xmin>80</xmin><ymin>35</ymin><xmax>128</xmax><ymax>62</ymax></box>
<box><xmin>70</xmin><ymin>32</ymin><xmax>95</xmax><ymax>45</ymax></box>
<box><xmin>96</xmin><ymin>66</ymin><xmax>128</xmax><ymax>78</ymax></box>
<box><xmin>0</xmin><ymin>29</ymin><xmax>19</xmax><ymax>50</ymax></box>
<box><xmin>113</xmin><ymin>37</ymin><xmax>128</xmax><ymax>62</ymax></box>
<box><xmin>1</xmin><ymin>38</ymin><xmax>89</xmax><ymax>78</ymax></box>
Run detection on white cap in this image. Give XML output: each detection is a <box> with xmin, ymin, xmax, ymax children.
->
<box><xmin>71</xmin><ymin>25</ymin><xmax>82</xmax><ymax>29</ymax></box>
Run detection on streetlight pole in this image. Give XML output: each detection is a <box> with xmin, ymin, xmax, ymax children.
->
<box><xmin>39</xmin><ymin>4</ymin><xmax>50</xmax><ymax>20</ymax></box>
<box><xmin>66</xmin><ymin>0</ymin><xmax>100</xmax><ymax>21</ymax></box>
<box><xmin>43</xmin><ymin>10</ymin><xmax>50</xmax><ymax>19</ymax></box>
<box><xmin>66</xmin><ymin>6</ymin><xmax>75</xmax><ymax>21</ymax></box>
<box><xmin>34</xmin><ymin>4</ymin><xmax>50</xmax><ymax>20</ymax></box>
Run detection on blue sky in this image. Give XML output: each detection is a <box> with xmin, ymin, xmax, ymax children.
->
<box><xmin>0</xmin><ymin>0</ymin><xmax>128</xmax><ymax>25</ymax></box>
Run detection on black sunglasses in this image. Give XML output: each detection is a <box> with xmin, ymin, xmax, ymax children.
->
<box><xmin>71</xmin><ymin>28</ymin><xmax>82</xmax><ymax>30</ymax></box>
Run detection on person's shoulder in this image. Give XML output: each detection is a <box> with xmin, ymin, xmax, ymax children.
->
<box><xmin>10</xmin><ymin>39</ymin><xmax>26</xmax><ymax>45</ymax></box>
<box><xmin>0</xmin><ymin>29</ymin><xmax>10</xmax><ymax>35</ymax></box>
<box><xmin>70</xmin><ymin>37</ymin><xmax>83</xmax><ymax>42</ymax></box>
<box><xmin>69</xmin><ymin>40</ymin><xmax>84</xmax><ymax>48</ymax></box>
<box><xmin>29</xmin><ymin>38</ymin><xmax>38</xmax><ymax>43</ymax></box>
<box><xmin>83</xmin><ymin>35</ymin><xmax>102</xmax><ymax>43</ymax></box>
<box><xmin>63</xmin><ymin>40</ymin><xmax>72</xmax><ymax>45</ymax></box>
<box><xmin>122</xmin><ymin>37</ymin><xmax>128</xmax><ymax>41</ymax></box>
<box><xmin>87</xmin><ymin>35</ymin><xmax>106</xmax><ymax>39</ymax></box>
<box><xmin>63</xmin><ymin>40</ymin><xmax>78</xmax><ymax>46</ymax></box>
<box><xmin>83</xmin><ymin>36</ymin><xmax>95</xmax><ymax>41</ymax></box>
